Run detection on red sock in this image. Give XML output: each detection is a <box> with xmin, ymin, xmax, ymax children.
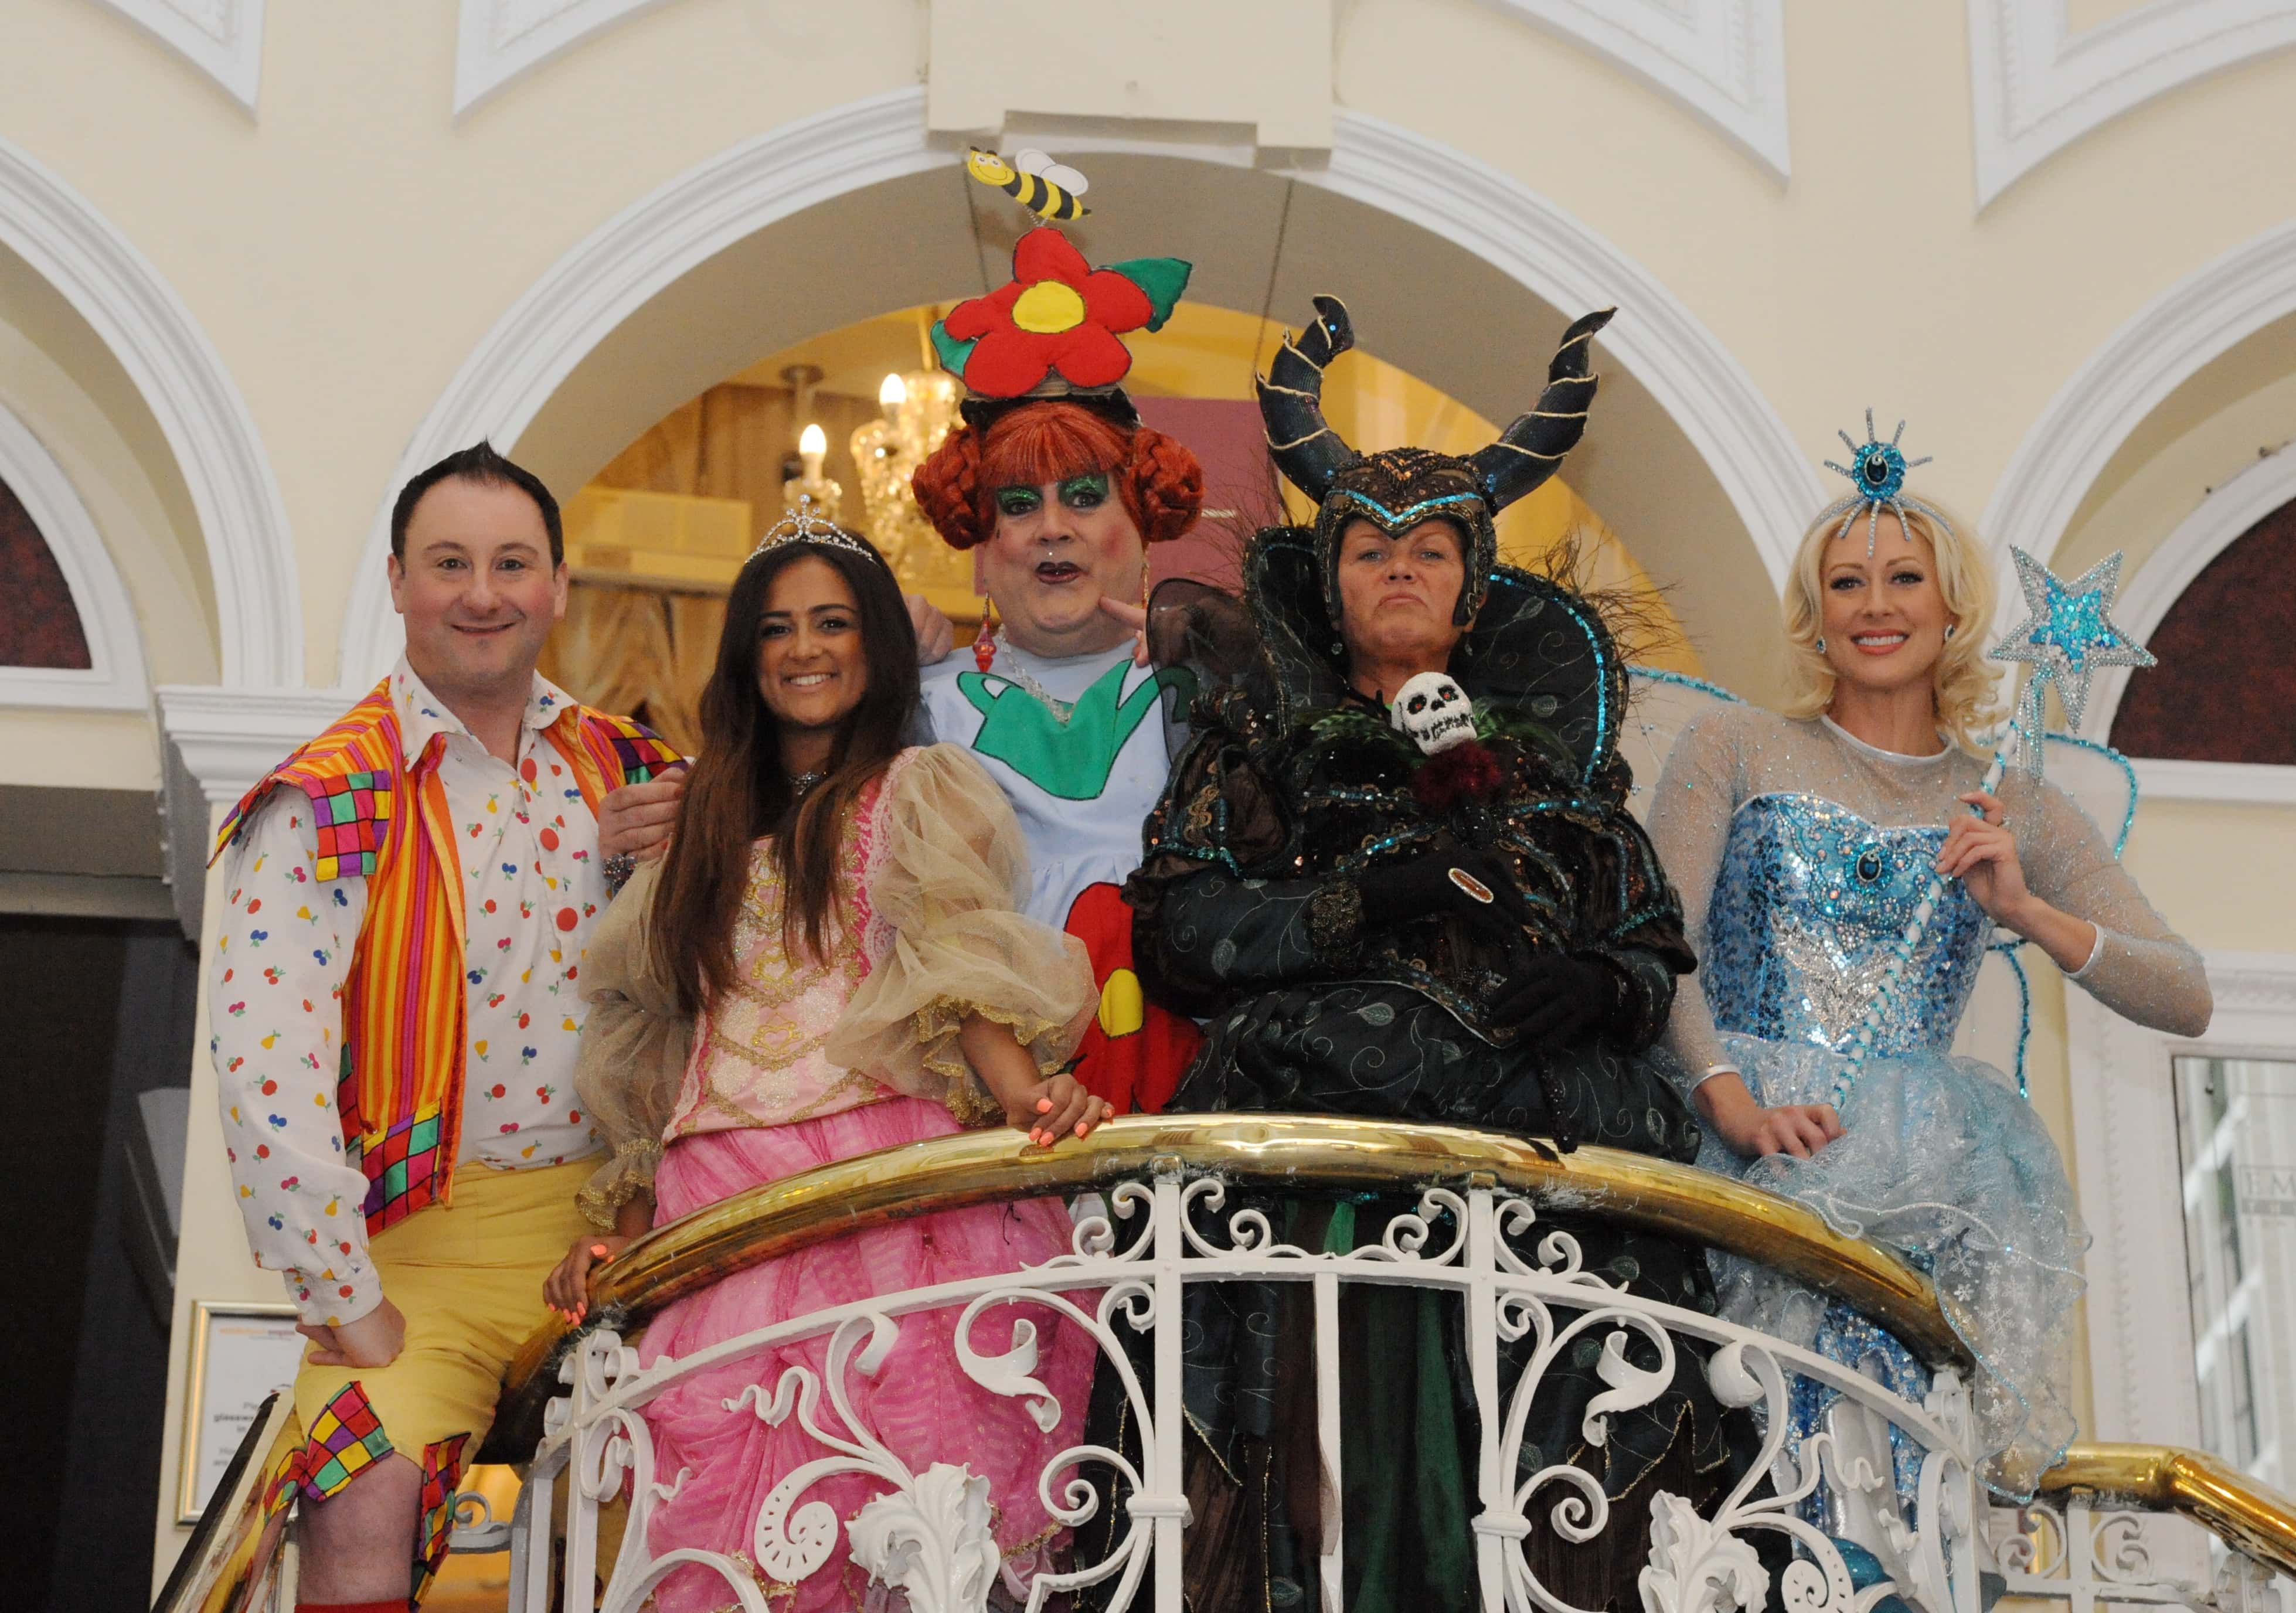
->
<box><xmin>297</xmin><ymin>1601</ymin><xmax>409</xmax><ymax>1613</ymax></box>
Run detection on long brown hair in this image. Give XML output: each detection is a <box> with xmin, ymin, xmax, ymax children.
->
<box><xmin>646</xmin><ymin>533</ymin><xmax>920</xmax><ymax>1016</ymax></box>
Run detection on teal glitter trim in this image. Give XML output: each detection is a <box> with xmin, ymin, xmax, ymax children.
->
<box><xmin>1989</xmin><ymin>939</ymin><xmax>2034</xmax><ymax>1101</ymax></box>
<box><xmin>1628</xmin><ymin>665</ymin><xmax>1748</xmax><ymax>706</ymax></box>
<box><xmin>1334</xmin><ymin>488</ymin><xmax>1486</xmax><ymax>526</ymax></box>
<box><xmin>2039</xmin><ymin>731</ymin><xmax>2141</xmax><ymax>858</ymax></box>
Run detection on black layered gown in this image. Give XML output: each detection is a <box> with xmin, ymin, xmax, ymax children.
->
<box><xmin>1070</xmin><ymin>671</ymin><xmax>1733</xmax><ymax>1613</ymax></box>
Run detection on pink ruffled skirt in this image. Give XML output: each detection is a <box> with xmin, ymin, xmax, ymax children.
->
<box><xmin>638</xmin><ymin>1098</ymin><xmax>1094</xmax><ymax>1613</ymax></box>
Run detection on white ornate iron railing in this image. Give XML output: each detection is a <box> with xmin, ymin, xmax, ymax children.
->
<box><xmin>1983</xmin><ymin>1447</ymin><xmax>2296</xmax><ymax>1613</ymax></box>
<box><xmin>499</xmin><ymin>1115</ymin><xmax>1987</xmax><ymax>1613</ymax></box>
<box><xmin>158</xmin><ymin>1117</ymin><xmax>2296</xmax><ymax>1613</ymax></box>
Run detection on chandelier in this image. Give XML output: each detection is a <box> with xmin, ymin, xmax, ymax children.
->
<box><xmin>852</xmin><ymin>369</ymin><xmax>967</xmax><ymax>594</ymax></box>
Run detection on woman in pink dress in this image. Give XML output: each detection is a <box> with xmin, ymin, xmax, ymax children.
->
<box><xmin>549</xmin><ymin>511</ymin><xmax>1108</xmax><ymax>1612</ymax></box>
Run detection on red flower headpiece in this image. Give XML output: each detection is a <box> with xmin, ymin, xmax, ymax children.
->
<box><xmin>931</xmin><ymin>227</ymin><xmax>1190</xmax><ymax>399</ymax></box>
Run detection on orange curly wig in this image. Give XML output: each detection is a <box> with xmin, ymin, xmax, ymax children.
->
<box><xmin>910</xmin><ymin>401</ymin><xmax>1203</xmax><ymax>552</ymax></box>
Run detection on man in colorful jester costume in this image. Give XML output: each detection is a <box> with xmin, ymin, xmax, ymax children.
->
<box><xmin>208</xmin><ymin>444</ymin><xmax>678</xmax><ymax>1611</ymax></box>
<box><xmin>909</xmin><ymin>223</ymin><xmax>1213</xmax><ymax>1115</ymax></box>
<box><xmin>1103</xmin><ymin>300</ymin><xmax>1730</xmax><ymax>1612</ymax></box>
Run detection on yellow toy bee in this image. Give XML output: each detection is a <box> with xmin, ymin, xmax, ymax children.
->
<box><xmin>965</xmin><ymin>147</ymin><xmax>1091</xmax><ymax>221</ymax></box>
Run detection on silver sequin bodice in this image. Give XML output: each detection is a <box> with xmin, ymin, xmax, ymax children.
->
<box><xmin>1702</xmin><ymin>793</ymin><xmax>1990</xmax><ymax>1057</ymax></box>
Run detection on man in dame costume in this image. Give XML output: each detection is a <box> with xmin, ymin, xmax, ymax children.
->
<box><xmin>908</xmin><ymin>223</ymin><xmax>1216</xmax><ymax>1115</ymax></box>
<box><xmin>209</xmin><ymin>444</ymin><xmax>676</xmax><ymax>1610</ymax></box>
<box><xmin>1108</xmin><ymin>301</ymin><xmax>1729</xmax><ymax>1611</ymax></box>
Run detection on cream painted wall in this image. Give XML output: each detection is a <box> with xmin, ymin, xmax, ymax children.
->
<box><xmin>10</xmin><ymin>0</ymin><xmax>930</xmax><ymax>686</ymax></box>
<box><xmin>0</xmin><ymin>709</ymin><xmax>159</xmax><ymax>788</ymax></box>
<box><xmin>1334</xmin><ymin>0</ymin><xmax>2296</xmax><ymax>550</ymax></box>
<box><xmin>5</xmin><ymin>0</ymin><xmax>2294</xmax><ymax>706</ymax></box>
<box><xmin>0</xmin><ymin>0</ymin><xmax>2288</xmax><ymax>1588</ymax></box>
<box><xmin>2057</xmin><ymin>330</ymin><xmax>2296</xmax><ymax>582</ymax></box>
<box><xmin>0</xmin><ymin>315</ymin><xmax>219</xmax><ymax>686</ymax></box>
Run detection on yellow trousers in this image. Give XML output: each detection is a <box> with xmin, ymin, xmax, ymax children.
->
<box><xmin>263</xmin><ymin>1157</ymin><xmax>593</xmax><ymax>1601</ymax></box>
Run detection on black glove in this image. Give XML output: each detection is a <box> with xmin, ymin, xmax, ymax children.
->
<box><xmin>1488</xmin><ymin>952</ymin><xmax>1631</xmax><ymax>1046</ymax></box>
<box><xmin>1356</xmin><ymin>849</ymin><xmax>1530</xmax><ymax>948</ymax></box>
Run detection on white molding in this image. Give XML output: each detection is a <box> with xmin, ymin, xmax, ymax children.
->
<box><xmin>154</xmin><ymin>682</ymin><xmax>353</xmax><ymax>938</ymax></box>
<box><xmin>2071</xmin><ymin>950</ymin><xmax>2296</xmax><ymax>1446</ymax></box>
<box><xmin>2088</xmin><ymin>444</ymin><xmax>2296</xmax><ymax>746</ymax></box>
<box><xmin>1980</xmin><ymin>217</ymin><xmax>2296</xmax><ymax>622</ymax></box>
<box><xmin>1967</xmin><ymin>0</ymin><xmax>2296</xmax><ymax>211</ymax></box>
<box><xmin>0</xmin><ymin>136</ymin><xmax>299</xmax><ymax>688</ymax></box>
<box><xmin>91</xmin><ymin>0</ymin><xmax>266</xmax><ymax>114</ymax></box>
<box><xmin>2131</xmin><ymin>758</ymin><xmax>2296</xmax><ymax>806</ymax></box>
<box><xmin>338</xmin><ymin>87</ymin><xmax>1815</xmax><ymax>684</ymax></box>
<box><xmin>454</xmin><ymin>0</ymin><xmax>681</xmax><ymax>117</ymax></box>
<box><xmin>1480</xmin><ymin>0</ymin><xmax>1788</xmax><ymax>180</ymax></box>
<box><xmin>1320</xmin><ymin>111</ymin><xmax>1817</xmax><ymax>590</ymax></box>
<box><xmin>0</xmin><ymin>401</ymin><xmax>149</xmax><ymax>710</ymax></box>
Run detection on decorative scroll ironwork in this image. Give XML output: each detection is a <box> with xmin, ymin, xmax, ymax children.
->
<box><xmin>506</xmin><ymin>1163</ymin><xmax>1999</xmax><ymax>1613</ymax></box>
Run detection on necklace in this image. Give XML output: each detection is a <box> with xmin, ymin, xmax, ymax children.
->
<box><xmin>791</xmin><ymin>769</ymin><xmax>828</xmax><ymax>796</ymax></box>
<box><xmin>971</xmin><ymin>628</ymin><xmax>1075</xmax><ymax>724</ymax></box>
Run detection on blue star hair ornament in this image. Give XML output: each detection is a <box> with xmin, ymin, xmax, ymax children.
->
<box><xmin>1819</xmin><ymin>408</ymin><xmax>1955</xmax><ymax>557</ymax></box>
<box><xmin>1989</xmin><ymin>546</ymin><xmax>2155</xmax><ymax>779</ymax></box>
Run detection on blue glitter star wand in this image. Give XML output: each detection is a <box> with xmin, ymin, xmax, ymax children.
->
<box><xmin>1989</xmin><ymin>546</ymin><xmax>2156</xmax><ymax>780</ymax></box>
<box><xmin>1825</xmin><ymin>535</ymin><xmax>2155</xmax><ymax>1107</ymax></box>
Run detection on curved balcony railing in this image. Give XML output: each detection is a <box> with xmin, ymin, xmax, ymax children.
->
<box><xmin>1995</xmin><ymin>1444</ymin><xmax>2296</xmax><ymax>1613</ymax></box>
<box><xmin>157</xmin><ymin>1115</ymin><xmax>2296</xmax><ymax>1613</ymax></box>
<box><xmin>496</xmin><ymin>1114</ymin><xmax>1995</xmax><ymax>1613</ymax></box>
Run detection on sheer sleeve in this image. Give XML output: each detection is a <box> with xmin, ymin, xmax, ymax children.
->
<box><xmin>1645</xmin><ymin>707</ymin><xmax>1752</xmax><ymax>1090</ymax></box>
<box><xmin>572</xmin><ymin>857</ymin><xmax>692</xmax><ymax>1229</ymax></box>
<box><xmin>826</xmin><ymin>744</ymin><xmax>1095</xmax><ymax>1123</ymax></box>
<box><xmin>2003</xmin><ymin>774</ymin><xmax>2213</xmax><ymax>1037</ymax></box>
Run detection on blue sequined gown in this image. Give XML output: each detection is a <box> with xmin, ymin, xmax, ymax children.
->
<box><xmin>1647</xmin><ymin>706</ymin><xmax>2212</xmax><ymax>1503</ymax></box>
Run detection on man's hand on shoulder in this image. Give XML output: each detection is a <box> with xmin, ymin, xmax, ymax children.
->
<box><xmin>599</xmin><ymin>764</ymin><xmax>687</xmax><ymax>864</ymax></box>
<box><xmin>908</xmin><ymin>593</ymin><xmax>954</xmax><ymax>666</ymax></box>
<box><xmin>298</xmin><ymin>1297</ymin><xmax>407</xmax><ymax>1368</ymax></box>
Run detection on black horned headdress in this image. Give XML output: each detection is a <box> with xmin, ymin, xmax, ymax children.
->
<box><xmin>1256</xmin><ymin>297</ymin><xmax>1614</xmax><ymax>627</ymax></box>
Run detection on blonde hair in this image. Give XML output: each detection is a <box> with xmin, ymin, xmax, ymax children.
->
<box><xmin>1781</xmin><ymin>501</ymin><xmax>2004</xmax><ymax>752</ymax></box>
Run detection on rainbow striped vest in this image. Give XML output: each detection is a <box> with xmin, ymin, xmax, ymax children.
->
<box><xmin>213</xmin><ymin>678</ymin><xmax>678</xmax><ymax>1237</ymax></box>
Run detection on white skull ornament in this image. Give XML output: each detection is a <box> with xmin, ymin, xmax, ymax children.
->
<box><xmin>1392</xmin><ymin>671</ymin><xmax>1475</xmax><ymax>755</ymax></box>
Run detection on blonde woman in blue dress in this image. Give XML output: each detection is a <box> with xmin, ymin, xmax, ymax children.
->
<box><xmin>1647</xmin><ymin>473</ymin><xmax>2212</xmax><ymax>1528</ymax></box>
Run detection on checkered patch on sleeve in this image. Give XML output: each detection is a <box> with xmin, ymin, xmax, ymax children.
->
<box><xmin>293</xmin><ymin>1381</ymin><xmax>395</xmax><ymax>1500</ymax></box>
<box><xmin>357</xmin><ymin>1102</ymin><xmax>445</xmax><ymax>1234</ymax></box>
<box><xmin>608</xmin><ymin>727</ymin><xmax>680</xmax><ymax>785</ymax></box>
<box><xmin>308</xmin><ymin>769</ymin><xmax>393</xmax><ymax>880</ymax></box>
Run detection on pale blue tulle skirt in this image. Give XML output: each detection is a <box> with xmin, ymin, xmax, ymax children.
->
<box><xmin>1693</xmin><ymin>1032</ymin><xmax>2089</xmax><ymax>1503</ymax></box>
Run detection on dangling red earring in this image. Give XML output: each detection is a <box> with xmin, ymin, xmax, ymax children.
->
<box><xmin>974</xmin><ymin>595</ymin><xmax>997</xmax><ymax>673</ymax></box>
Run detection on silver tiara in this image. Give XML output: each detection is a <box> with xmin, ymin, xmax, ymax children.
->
<box><xmin>750</xmin><ymin>495</ymin><xmax>885</xmax><ymax>564</ymax></box>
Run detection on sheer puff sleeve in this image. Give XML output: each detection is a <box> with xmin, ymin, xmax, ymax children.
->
<box><xmin>825</xmin><ymin>744</ymin><xmax>1095</xmax><ymax>1124</ymax></box>
<box><xmin>572</xmin><ymin>857</ymin><xmax>691</xmax><ymax>1229</ymax></box>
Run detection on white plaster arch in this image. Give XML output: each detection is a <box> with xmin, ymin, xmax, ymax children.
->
<box><xmin>339</xmin><ymin>85</ymin><xmax>1815</xmax><ymax>685</ymax></box>
<box><xmin>2088</xmin><ymin>443</ymin><xmax>2296</xmax><ymax>739</ymax></box>
<box><xmin>1982</xmin><ymin>217</ymin><xmax>2296</xmax><ymax>616</ymax></box>
<box><xmin>0</xmin><ymin>399</ymin><xmax>150</xmax><ymax>710</ymax></box>
<box><xmin>2066</xmin><ymin>443</ymin><xmax>2296</xmax><ymax>807</ymax></box>
<box><xmin>0</xmin><ymin>136</ymin><xmax>298</xmax><ymax>688</ymax></box>
<box><xmin>1969</xmin><ymin>0</ymin><xmax>2296</xmax><ymax>212</ymax></box>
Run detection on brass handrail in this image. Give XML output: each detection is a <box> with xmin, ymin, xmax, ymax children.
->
<box><xmin>483</xmin><ymin>1114</ymin><xmax>1967</xmax><ymax>1459</ymax></box>
<box><xmin>2040</xmin><ymin>1442</ymin><xmax>2296</xmax><ymax>1581</ymax></box>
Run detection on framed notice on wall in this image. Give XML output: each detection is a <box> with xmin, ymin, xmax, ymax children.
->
<box><xmin>176</xmin><ymin>1299</ymin><xmax>304</xmax><ymax>1523</ymax></box>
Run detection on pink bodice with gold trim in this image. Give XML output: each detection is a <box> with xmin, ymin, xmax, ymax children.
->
<box><xmin>666</xmin><ymin>761</ymin><xmax>906</xmax><ymax>1137</ymax></box>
